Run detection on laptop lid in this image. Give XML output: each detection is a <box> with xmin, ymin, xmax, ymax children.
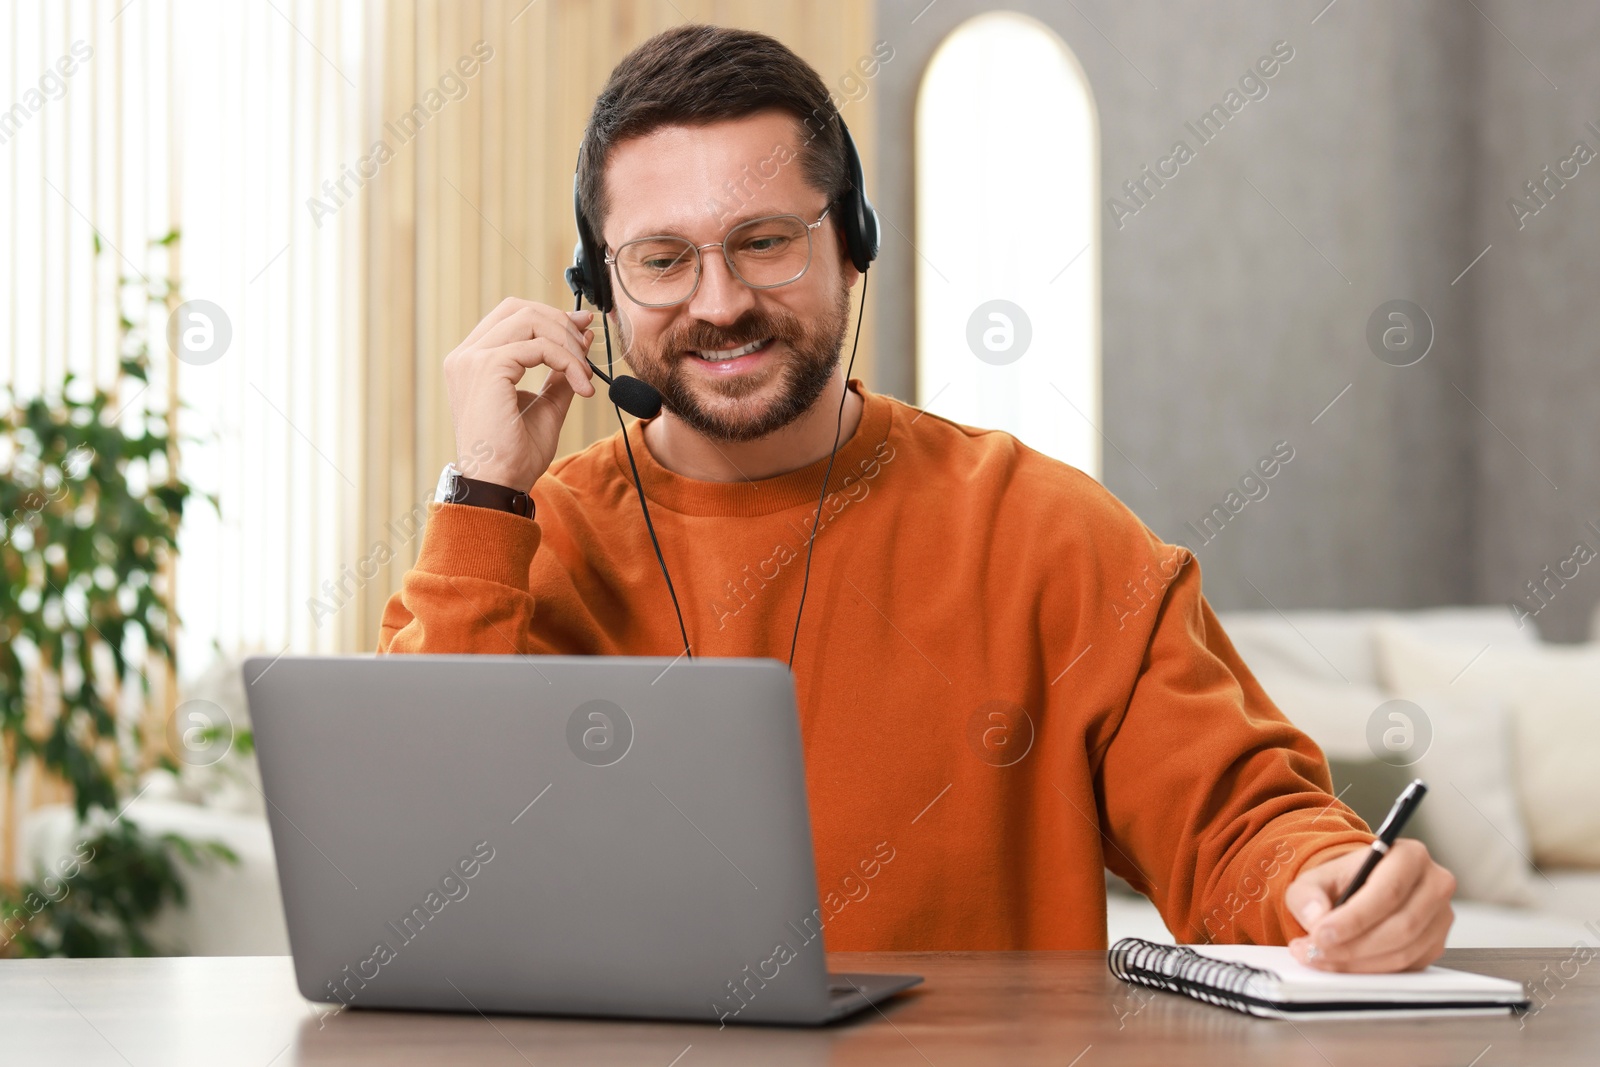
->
<box><xmin>244</xmin><ymin>654</ymin><xmax>837</xmax><ymax>1025</ymax></box>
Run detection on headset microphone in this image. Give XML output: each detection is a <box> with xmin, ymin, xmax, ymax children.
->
<box><xmin>595</xmin><ymin>369</ymin><xmax>664</xmax><ymax>422</ymax></box>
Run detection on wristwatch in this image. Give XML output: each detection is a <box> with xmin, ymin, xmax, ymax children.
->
<box><xmin>434</xmin><ymin>462</ymin><xmax>535</xmax><ymax>519</ymax></box>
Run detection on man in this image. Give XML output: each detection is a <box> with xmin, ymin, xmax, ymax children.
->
<box><xmin>381</xmin><ymin>23</ymin><xmax>1455</xmax><ymax>971</ymax></box>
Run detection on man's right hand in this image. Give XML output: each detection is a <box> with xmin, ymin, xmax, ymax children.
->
<box><xmin>444</xmin><ymin>297</ymin><xmax>598</xmax><ymax>491</ymax></box>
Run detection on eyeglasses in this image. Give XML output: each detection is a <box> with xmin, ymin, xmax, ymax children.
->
<box><xmin>604</xmin><ymin>208</ymin><xmax>831</xmax><ymax>308</ymax></box>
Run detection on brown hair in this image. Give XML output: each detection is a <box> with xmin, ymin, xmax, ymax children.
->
<box><xmin>577</xmin><ymin>24</ymin><xmax>848</xmax><ymax>246</ymax></box>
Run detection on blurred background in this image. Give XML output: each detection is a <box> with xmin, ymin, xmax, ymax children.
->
<box><xmin>3</xmin><ymin>0</ymin><xmax>1599</xmax><ymax>958</ymax></box>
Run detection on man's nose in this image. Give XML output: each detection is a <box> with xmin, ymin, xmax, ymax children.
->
<box><xmin>684</xmin><ymin>247</ymin><xmax>756</xmax><ymax>326</ymax></box>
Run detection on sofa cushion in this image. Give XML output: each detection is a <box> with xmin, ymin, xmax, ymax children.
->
<box><xmin>1323</xmin><ymin>756</ymin><xmax>1414</xmax><ymax>832</ymax></box>
<box><xmin>1375</xmin><ymin>623</ymin><xmax>1600</xmax><ymax>868</ymax></box>
<box><xmin>1244</xmin><ymin>671</ymin><xmax>1377</xmax><ymax>759</ymax></box>
<box><xmin>1216</xmin><ymin>610</ymin><xmax>1392</xmax><ymax>687</ymax></box>
<box><xmin>1252</xmin><ymin>669</ymin><xmax>1540</xmax><ymax>906</ymax></box>
<box><xmin>1217</xmin><ymin>606</ymin><xmax>1537</xmax><ymax>690</ymax></box>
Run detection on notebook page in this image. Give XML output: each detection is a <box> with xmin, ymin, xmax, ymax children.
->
<box><xmin>1188</xmin><ymin>944</ymin><xmax>1526</xmax><ymax>1004</ymax></box>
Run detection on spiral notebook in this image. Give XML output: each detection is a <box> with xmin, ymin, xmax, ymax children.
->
<box><xmin>1109</xmin><ymin>938</ymin><xmax>1531</xmax><ymax>1020</ymax></box>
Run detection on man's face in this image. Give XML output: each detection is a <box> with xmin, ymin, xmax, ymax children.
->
<box><xmin>600</xmin><ymin>110</ymin><xmax>859</xmax><ymax>443</ymax></box>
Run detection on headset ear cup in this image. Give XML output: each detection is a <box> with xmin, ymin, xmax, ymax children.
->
<box><xmin>858</xmin><ymin>195</ymin><xmax>881</xmax><ymax>268</ymax></box>
<box><xmin>575</xmin><ymin>231</ymin><xmax>612</xmax><ymax>313</ymax></box>
<box><xmin>586</xmin><ymin>228</ymin><xmax>612</xmax><ymax>313</ymax></box>
<box><xmin>566</xmin><ymin>241</ymin><xmax>592</xmax><ymax>305</ymax></box>
<box><xmin>840</xmin><ymin>198</ymin><xmax>866</xmax><ymax>275</ymax></box>
<box><xmin>570</xmin><ymin>150</ymin><xmax>614</xmax><ymax>313</ymax></box>
<box><xmin>568</xmin><ymin>241</ymin><xmax>610</xmax><ymax>312</ymax></box>
<box><xmin>836</xmin><ymin>119</ymin><xmax>878</xmax><ymax>274</ymax></box>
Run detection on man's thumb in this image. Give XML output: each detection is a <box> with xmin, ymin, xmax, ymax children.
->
<box><xmin>1286</xmin><ymin>879</ymin><xmax>1331</xmax><ymax>931</ymax></box>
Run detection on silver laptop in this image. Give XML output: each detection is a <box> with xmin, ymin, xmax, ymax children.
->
<box><xmin>243</xmin><ymin>653</ymin><xmax>922</xmax><ymax>1025</ymax></box>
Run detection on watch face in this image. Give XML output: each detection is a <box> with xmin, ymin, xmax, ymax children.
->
<box><xmin>434</xmin><ymin>463</ymin><xmax>461</xmax><ymax>504</ymax></box>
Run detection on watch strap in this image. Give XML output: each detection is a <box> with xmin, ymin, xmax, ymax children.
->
<box><xmin>444</xmin><ymin>473</ymin><xmax>535</xmax><ymax>519</ymax></box>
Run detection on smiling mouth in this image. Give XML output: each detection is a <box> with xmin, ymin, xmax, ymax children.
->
<box><xmin>690</xmin><ymin>337</ymin><xmax>773</xmax><ymax>362</ymax></box>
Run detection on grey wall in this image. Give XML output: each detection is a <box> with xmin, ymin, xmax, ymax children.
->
<box><xmin>872</xmin><ymin>0</ymin><xmax>1600</xmax><ymax>640</ymax></box>
<box><xmin>1468</xmin><ymin>3</ymin><xmax>1600</xmax><ymax>642</ymax></box>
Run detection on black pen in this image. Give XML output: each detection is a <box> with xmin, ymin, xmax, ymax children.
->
<box><xmin>1332</xmin><ymin>778</ymin><xmax>1428</xmax><ymax>907</ymax></box>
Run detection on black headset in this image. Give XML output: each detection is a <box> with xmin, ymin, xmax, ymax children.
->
<box><xmin>562</xmin><ymin>110</ymin><xmax>879</xmax><ymax>669</ymax></box>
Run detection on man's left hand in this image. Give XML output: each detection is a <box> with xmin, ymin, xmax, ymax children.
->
<box><xmin>1283</xmin><ymin>839</ymin><xmax>1456</xmax><ymax>972</ymax></box>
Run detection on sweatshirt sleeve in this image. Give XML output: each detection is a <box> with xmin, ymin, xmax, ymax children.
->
<box><xmin>378</xmin><ymin>502</ymin><xmax>543</xmax><ymax>654</ymax></box>
<box><xmin>1091</xmin><ymin>548</ymin><xmax>1376</xmax><ymax>946</ymax></box>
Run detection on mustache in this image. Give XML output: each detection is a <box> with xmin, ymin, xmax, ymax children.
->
<box><xmin>666</xmin><ymin>311</ymin><xmax>801</xmax><ymax>353</ymax></box>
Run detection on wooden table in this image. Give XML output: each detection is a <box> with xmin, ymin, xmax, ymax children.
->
<box><xmin>1</xmin><ymin>949</ymin><xmax>1590</xmax><ymax>1065</ymax></box>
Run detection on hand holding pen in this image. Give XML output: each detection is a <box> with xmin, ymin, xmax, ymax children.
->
<box><xmin>1284</xmin><ymin>778</ymin><xmax>1457</xmax><ymax>973</ymax></box>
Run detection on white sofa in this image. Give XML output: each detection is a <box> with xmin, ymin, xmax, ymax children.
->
<box><xmin>1107</xmin><ymin>606</ymin><xmax>1600</xmax><ymax>948</ymax></box>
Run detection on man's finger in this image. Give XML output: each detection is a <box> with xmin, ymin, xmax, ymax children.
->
<box><xmin>474</xmin><ymin>302</ymin><xmax>588</xmax><ymax>353</ymax></box>
<box><xmin>1311</xmin><ymin>862</ymin><xmax>1454</xmax><ymax>965</ymax></box>
<box><xmin>531</xmin><ymin>301</ymin><xmax>594</xmax><ymax>350</ymax></box>
<box><xmin>463</xmin><ymin>296</ymin><xmax>533</xmax><ymax>348</ymax></box>
<box><xmin>481</xmin><ymin>301</ymin><xmax>588</xmax><ymax>353</ymax></box>
<box><xmin>1399</xmin><ymin>905</ymin><xmax>1455</xmax><ymax>971</ymax></box>
<box><xmin>1284</xmin><ymin>872</ymin><xmax>1336</xmax><ymax>933</ymax></box>
<box><xmin>1285</xmin><ymin>845</ymin><xmax>1370</xmax><ymax>932</ymax></box>
<box><xmin>1309</xmin><ymin>839</ymin><xmax>1430</xmax><ymax>950</ymax></box>
<box><xmin>490</xmin><ymin>310</ymin><xmax>595</xmax><ymax>379</ymax></box>
<box><xmin>1305</xmin><ymin>896</ymin><xmax>1453</xmax><ymax>973</ymax></box>
<box><xmin>485</xmin><ymin>339</ymin><xmax>595</xmax><ymax>397</ymax></box>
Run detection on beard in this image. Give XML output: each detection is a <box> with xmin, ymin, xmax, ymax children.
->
<box><xmin>614</xmin><ymin>281</ymin><xmax>852</xmax><ymax>444</ymax></box>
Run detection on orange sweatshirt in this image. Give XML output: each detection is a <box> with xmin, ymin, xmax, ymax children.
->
<box><xmin>380</xmin><ymin>379</ymin><xmax>1374</xmax><ymax>950</ymax></box>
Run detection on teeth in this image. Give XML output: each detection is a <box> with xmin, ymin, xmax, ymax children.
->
<box><xmin>695</xmin><ymin>338</ymin><xmax>768</xmax><ymax>361</ymax></box>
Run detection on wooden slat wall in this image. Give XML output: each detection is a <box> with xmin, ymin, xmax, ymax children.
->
<box><xmin>357</xmin><ymin>0</ymin><xmax>879</xmax><ymax>649</ymax></box>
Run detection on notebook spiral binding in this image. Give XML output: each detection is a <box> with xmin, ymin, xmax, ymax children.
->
<box><xmin>1108</xmin><ymin>937</ymin><xmax>1276</xmax><ymax>1014</ymax></box>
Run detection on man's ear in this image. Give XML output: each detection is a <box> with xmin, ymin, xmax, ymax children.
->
<box><xmin>837</xmin><ymin>235</ymin><xmax>861</xmax><ymax>288</ymax></box>
<box><xmin>842</xmin><ymin>258</ymin><xmax>862</xmax><ymax>289</ymax></box>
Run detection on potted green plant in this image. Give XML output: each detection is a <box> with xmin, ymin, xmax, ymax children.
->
<box><xmin>0</xmin><ymin>230</ymin><xmax>235</xmax><ymax>956</ymax></box>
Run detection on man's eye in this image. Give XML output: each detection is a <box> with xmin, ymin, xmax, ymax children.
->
<box><xmin>643</xmin><ymin>257</ymin><xmax>689</xmax><ymax>272</ymax></box>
